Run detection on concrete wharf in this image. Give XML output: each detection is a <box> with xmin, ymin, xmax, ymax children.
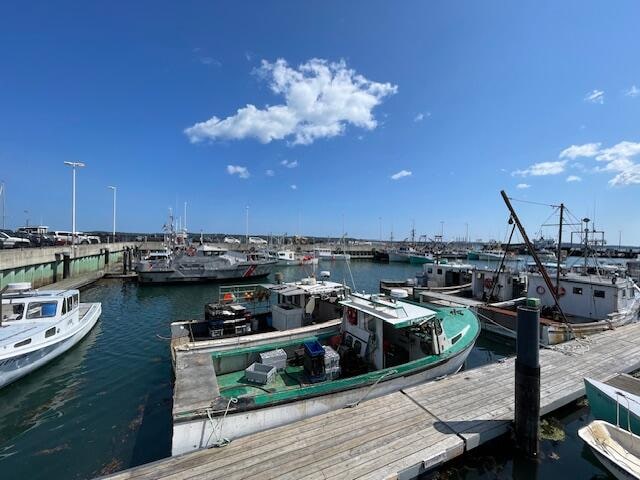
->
<box><xmin>101</xmin><ymin>322</ymin><xmax>640</xmax><ymax>480</ymax></box>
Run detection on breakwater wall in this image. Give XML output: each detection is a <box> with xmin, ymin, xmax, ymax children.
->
<box><xmin>0</xmin><ymin>243</ymin><xmax>139</xmax><ymax>289</ymax></box>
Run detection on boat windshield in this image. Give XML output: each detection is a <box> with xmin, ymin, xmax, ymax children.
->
<box><xmin>25</xmin><ymin>301</ymin><xmax>58</xmax><ymax>319</ymax></box>
<box><xmin>2</xmin><ymin>302</ymin><xmax>25</xmax><ymax>321</ymax></box>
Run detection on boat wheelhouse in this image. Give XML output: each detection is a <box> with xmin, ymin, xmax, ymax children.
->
<box><xmin>171</xmin><ymin>275</ymin><xmax>348</xmax><ymax>346</ymax></box>
<box><xmin>477</xmin><ymin>265</ymin><xmax>640</xmax><ymax>344</ymax></box>
<box><xmin>0</xmin><ymin>283</ymin><xmax>101</xmax><ymax>388</ymax></box>
<box><xmin>170</xmin><ymin>289</ymin><xmax>480</xmax><ymax>454</ymax></box>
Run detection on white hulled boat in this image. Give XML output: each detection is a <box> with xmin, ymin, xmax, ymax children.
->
<box><xmin>276</xmin><ymin>250</ymin><xmax>318</xmax><ymax>266</ymax></box>
<box><xmin>0</xmin><ymin>283</ymin><xmax>101</xmax><ymax>388</ymax></box>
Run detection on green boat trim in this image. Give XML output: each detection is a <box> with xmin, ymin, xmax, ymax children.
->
<box><xmin>208</xmin><ymin>305</ymin><xmax>480</xmax><ymax>409</ymax></box>
<box><xmin>585</xmin><ymin>377</ymin><xmax>640</xmax><ymax>436</ymax></box>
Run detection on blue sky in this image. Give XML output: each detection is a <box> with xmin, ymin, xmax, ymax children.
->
<box><xmin>1</xmin><ymin>1</ymin><xmax>639</xmax><ymax>243</ymax></box>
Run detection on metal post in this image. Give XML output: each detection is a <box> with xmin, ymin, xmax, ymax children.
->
<box><xmin>245</xmin><ymin>205</ymin><xmax>249</xmax><ymax>245</ymax></box>
<box><xmin>108</xmin><ymin>186</ymin><xmax>117</xmax><ymax>241</ymax></box>
<box><xmin>556</xmin><ymin>204</ymin><xmax>563</xmax><ymax>292</ymax></box>
<box><xmin>515</xmin><ymin>298</ymin><xmax>541</xmax><ymax>457</ymax></box>
<box><xmin>63</xmin><ymin>253</ymin><xmax>71</xmax><ymax>279</ymax></box>
<box><xmin>64</xmin><ymin>162</ymin><xmax>85</xmax><ymax>246</ymax></box>
<box><xmin>72</xmin><ymin>167</ymin><xmax>76</xmax><ymax>244</ymax></box>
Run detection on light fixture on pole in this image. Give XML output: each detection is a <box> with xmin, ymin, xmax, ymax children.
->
<box><xmin>64</xmin><ymin>161</ymin><xmax>86</xmax><ymax>246</ymax></box>
<box><xmin>108</xmin><ymin>186</ymin><xmax>117</xmax><ymax>242</ymax></box>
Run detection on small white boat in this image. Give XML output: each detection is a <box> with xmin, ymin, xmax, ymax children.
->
<box><xmin>578</xmin><ymin>420</ymin><xmax>640</xmax><ymax>479</ymax></box>
<box><xmin>0</xmin><ymin>283</ymin><xmax>102</xmax><ymax>388</ymax></box>
<box><xmin>314</xmin><ymin>247</ymin><xmax>351</xmax><ymax>261</ymax></box>
<box><xmin>276</xmin><ymin>250</ymin><xmax>318</xmax><ymax>266</ymax></box>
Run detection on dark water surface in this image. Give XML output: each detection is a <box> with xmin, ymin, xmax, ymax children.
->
<box><xmin>0</xmin><ymin>261</ymin><xmax>613</xmax><ymax>479</ymax></box>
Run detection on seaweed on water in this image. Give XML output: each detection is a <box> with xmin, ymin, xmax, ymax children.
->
<box><xmin>540</xmin><ymin>417</ymin><xmax>566</xmax><ymax>441</ymax></box>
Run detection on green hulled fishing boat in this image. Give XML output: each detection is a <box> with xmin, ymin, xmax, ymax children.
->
<box><xmin>170</xmin><ymin>289</ymin><xmax>480</xmax><ymax>455</ymax></box>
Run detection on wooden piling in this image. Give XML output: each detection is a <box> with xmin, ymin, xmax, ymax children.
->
<box><xmin>514</xmin><ymin>298</ymin><xmax>541</xmax><ymax>457</ymax></box>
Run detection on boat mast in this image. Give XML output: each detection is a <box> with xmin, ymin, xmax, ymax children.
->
<box><xmin>500</xmin><ymin>190</ymin><xmax>567</xmax><ymax>322</ymax></box>
<box><xmin>556</xmin><ymin>203</ymin><xmax>564</xmax><ymax>292</ymax></box>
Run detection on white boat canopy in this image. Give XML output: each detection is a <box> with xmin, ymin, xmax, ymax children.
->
<box><xmin>340</xmin><ymin>293</ymin><xmax>437</xmax><ymax>329</ymax></box>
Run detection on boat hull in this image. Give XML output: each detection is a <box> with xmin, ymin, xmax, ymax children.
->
<box><xmin>585</xmin><ymin>378</ymin><xmax>640</xmax><ymax>437</ymax></box>
<box><xmin>137</xmin><ymin>263</ymin><xmax>274</xmax><ymax>284</ymax></box>
<box><xmin>579</xmin><ymin>421</ymin><xmax>640</xmax><ymax>480</ymax></box>
<box><xmin>171</xmin><ymin>340</ymin><xmax>474</xmax><ymax>455</ymax></box>
<box><xmin>277</xmin><ymin>258</ymin><xmax>318</xmax><ymax>267</ymax></box>
<box><xmin>388</xmin><ymin>252</ymin><xmax>409</xmax><ymax>263</ymax></box>
<box><xmin>408</xmin><ymin>255</ymin><xmax>434</xmax><ymax>265</ymax></box>
<box><xmin>0</xmin><ymin>303</ymin><xmax>101</xmax><ymax>388</ymax></box>
<box><xmin>476</xmin><ymin>301</ymin><xmax>640</xmax><ymax>345</ymax></box>
<box><xmin>318</xmin><ymin>254</ymin><xmax>351</xmax><ymax>261</ymax></box>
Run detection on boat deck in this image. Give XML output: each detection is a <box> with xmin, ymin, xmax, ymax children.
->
<box><xmin>102</xmin><ymin>322</ymin><xmax>640</xmax><ymax>480</ymax></box>
<box><xmin>605</xmin><ymin>372</ymin><xmax>640</xmax><ymax>397</ymax></box>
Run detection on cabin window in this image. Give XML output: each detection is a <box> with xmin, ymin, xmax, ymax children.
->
<box><xmin>26</xmin><ymin>301</ymin><xmax>58</xmax><ymax>319</ymax></box>
<box><xmin>73</xmin><ymin>294</ymin><xmax>79</xmax><ymax>308</ymax></box>
<box><xmin>451</xmin><ymin>333</ymin><xmax>462</xmax><ymax>345</ymax></box>
<box><xmin>62</xmin><ymin>299</ymin><xmax>68</xmax><ymax>314</ymax></box>
<box><xmin>594</xmin><ymin>290</ymin><xmax>605</xmax><ymax>299</ymax></box>
<box><xmin>45</xmin><ymin>327</ymin><xmax>56</xmax><ymax>338</ymax></box>
<box><xmin>427</xmin><ymin>268</ymin><xmax>432</xmax><ymax>274</ymax></box>
<box><xmin>573</xmin><ymin>287</ymin><xmax>583</xmax><ymax>295</ymax></box>
<box><xmin>14</xmin><ymin>338</ymin><xmax>31</xmax><ymax>348</ymax></box>
<box><xmin>622</xmin><ymin>290</ymin><xmax>626</xmax><ymax>298</ymax></box>
<box><xmin>2</xmin><ymin>303</ymin><xmax>25</xmax><ymax>321</ymax></box>
<box><xmin>437</xmin><ymin>269</ymin><xmax>442</xmax><ymax>275</ymax></box>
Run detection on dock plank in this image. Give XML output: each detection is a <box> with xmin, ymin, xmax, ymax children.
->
<box><xmin>101</xmin><ymin>322</ymin><xmax>640</xmax><ymax>480</ymax></box>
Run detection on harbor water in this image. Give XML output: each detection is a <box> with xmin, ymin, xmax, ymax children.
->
<box><xmin>0</xmin><ymin>260</ymin><xmax>617</xmax><ymax>479</ymax></box>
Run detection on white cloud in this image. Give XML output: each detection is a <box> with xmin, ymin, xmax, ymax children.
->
<box><xmin>516</xmin><ymin>183</ymin><xmax>531</xmax><ymax>189</ymax></box>
<box><xmin>185</xmin><ymin>58</ymin><xmax>398</xmax><ymax>145</ymax></box>
<box><xmin>566</xmin><ymin>175</ymin><xmax>582</xmax><ymax>182</ymax></box>
<box><xmin>226</xmin><ymin>165</ymin><xmax>250</xmax><ymax>179</ymax></box>
<box><xmin>280</xmin><ymin>159</ymin><xmax>298</xmax><ymax>168</ymax></box>
<box><xmin>512</xmin><ymin>160</ymin><xmax>567</xmax><ymax>177</ymax></box>
<box><xmin>584</xmin><ymin>89</ymin><xmax>604</xmax><ymax>104</ymax></box>
<box><xmin>265</xmin><ymin>169</ymin><xmax>275</xmax><ymax>176</ymax></box>
<box><xmin>199</xmin><ymin>57</ymin><xmax>221</xmax><ymax>67</ymax></box>
<box><xmin>558</xmin><ymin>140</ymin><xmax>640</xmax><ymax>186</ymax></box>
<box><xmin>290</xmin><ymin>184</ymin><xmax>298</xmax><ymax>190</ymax></box>
<box><xmin>625</xmin><ymin>85</ymin><xmax>640</xmax><ymax>98</ymax></box>
<box><xmin>559</xmin><ymin>143</ymin><xmax>601</xmax><ymax>160</ymax></box>
<box><xmin>414</xmin><ymin>112</ymin><xmax>431</xmax><ymax>122</ymax></box>
<box><xmin>390</xmin><ymin>169</ymin><xmax>412</xmax><ymax>180</ymax></box>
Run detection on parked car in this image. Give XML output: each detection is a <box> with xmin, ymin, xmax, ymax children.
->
<box><xmin>249</xmin><ymin>236</ymin><xmax>268</xmax><ymax>245</ymax></box>
<box><xmin>224</xmin><ymin>236</ymin><xmax>241</xmax><ymax>244</ymax></box>
<box><xmin>0</xmin><ymin>231</ymin><xmax>31</xmax><ymax>248</ymax></box>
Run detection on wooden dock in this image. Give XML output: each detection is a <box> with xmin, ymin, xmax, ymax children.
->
<box><xmin>101</xmin><ymin>323</ymin><xmax>640</xmax><ymax>480</ymax></box>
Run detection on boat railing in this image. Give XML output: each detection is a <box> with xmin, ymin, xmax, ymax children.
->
<box><xmin>218</xmin><ymin>284</ymin><xmax>272</xmax><ymax>316</ymax></box>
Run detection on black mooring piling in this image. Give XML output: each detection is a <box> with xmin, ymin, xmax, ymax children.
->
<box><xmin>123</xmin><ymin>248</ymin><xmax>129</xmax><ymax>274</ymax></box>
<box><xmin>514</xmin><ymin>297</ymin><xmax>541</xmax><ymax>457</ymax></box>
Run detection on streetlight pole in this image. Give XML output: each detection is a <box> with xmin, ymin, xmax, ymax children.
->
<box><xmin>64</xmin><ymin>161</ymin><xmax>85</xmax><ymax>246</ymax></box>
<box><xmin>108</xmin><ymin>186</ymin><xmax>116</xmax><ymax>242</ymax></box>
<box><xmin>245</xmin><ymin>205</ymin><xmax>249</xmax><ymax>244</ymax></box>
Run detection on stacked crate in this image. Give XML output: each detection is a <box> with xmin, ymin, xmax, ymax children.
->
<box><xmin>323</xmin><ymin>346</ymin><xmax>341</xmax><ymax>380</ymax></box>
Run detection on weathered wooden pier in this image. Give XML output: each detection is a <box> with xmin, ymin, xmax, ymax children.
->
<box><xmin>102</xmin><ymin>322</ymin><xmax>640</xmax><ymax>480</ymax></box>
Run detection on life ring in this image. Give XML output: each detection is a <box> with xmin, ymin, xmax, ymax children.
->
<box><xmin>484</xmin><ymin>278</ymin><xmax>493</xmax><ymax>289</ymax></box>
<box><xmin>557</xmin><ymin>286</ymin><xmax>566</xmax><ymax>297</ymax></box>
<box><xmin>536</xmin><ymin>285</ymin><xmax>545</xmax><ymax>295</ymax></box>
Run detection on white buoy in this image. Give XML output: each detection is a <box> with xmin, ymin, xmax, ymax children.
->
<box><xmin>390</xmin><ymin>288</ymin><xmax>409</xmax><ymax>299</ymax></box>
